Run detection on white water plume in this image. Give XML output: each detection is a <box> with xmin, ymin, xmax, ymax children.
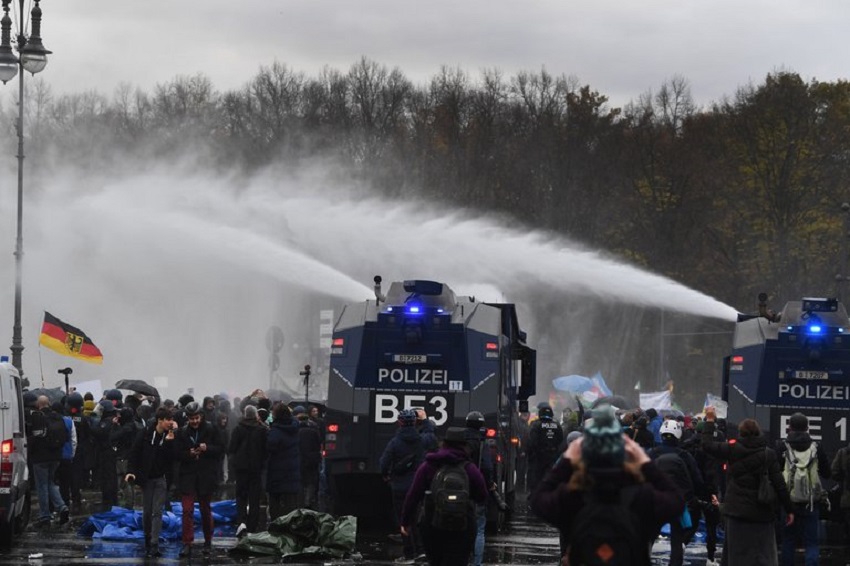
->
<box><xmin>0</xmin><ymin>162</ymin><xmax>737</xmax><ymax>399</ymax></box>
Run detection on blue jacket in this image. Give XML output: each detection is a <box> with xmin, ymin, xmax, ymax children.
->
<box><xmin>648</xmin><ymin>415</ymin><xmax>664</xmax><ymax>445</ymax></box>
<box><xmin>266</xmin><ymin>417</ymin><xmax>301</xmax><ymax>494</ymax></box>
<box><xmin>61</xmin><ymin>416</ymin><xmax>75</xmax><ymax>461</ymax></box>
<box><xmin>379</xmin><ymin>425</ymin><xmax>425</xmax><ymax>492</ymax></box>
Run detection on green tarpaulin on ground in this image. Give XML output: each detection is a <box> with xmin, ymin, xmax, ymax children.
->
<box><xmin>230</xmin><ymin>508</ymin><xmax>357</xmax><ymax>560</ymax></box>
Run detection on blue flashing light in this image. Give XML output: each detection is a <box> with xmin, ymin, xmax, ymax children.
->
<box><xmin>386</xmin><ymin>306</ymin><xmax>394</xmax><ymax>312</ymax></box>
<box><xmin>787</xmin><ymin>326</ymin><xmax>793</xmax><ymax>331</ymax></box>
<box><xmin>408</xmin><ymin>305</ymin><xmax>421</xmax><ymax>314</ymax></box>
<box><xmin>809</xmin><ymin>325</ymin><xmax>823</xmax><ymax>334</ymax></box>
<box><xmin>0</xmin><ymin>355</ymin><xmax>6</xmax><ymax>363</ymax></box>
<box><xmin>437</xmin><ymin>308</ymin><xmax>444</xmax><ymax>313</ymax></box>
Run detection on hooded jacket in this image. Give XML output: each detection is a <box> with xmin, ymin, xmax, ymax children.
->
<box><xmin>379</xmin><ymin>424</ymin><xmax>425</xmax><ymax>492</ymax></box>
<box><xmin>265</xmin><ymin>417</ymin><xmax>301</xmax><ymax>494</ymax></box>
<box><xmin>400</xmin><ymin>446</ymin><xmax>488</xmax><ymax>527</ymax></box>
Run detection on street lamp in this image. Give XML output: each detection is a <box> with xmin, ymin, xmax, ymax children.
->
<box><xmin>0</xmin><ymin>0</ymin><xmax>51</xmax><ymax>379</ymax></box>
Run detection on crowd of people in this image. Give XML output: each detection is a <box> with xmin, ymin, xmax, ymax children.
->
<box><xmin>527</xmin><ymin>402</ymin><xmax>849</xmax><ymax>566</ymax></box>
<box><xmin>23</xmin><ymin>387</ymin><xmax>325</xmax><ymax>559</ymax></box>
<box><xmin>22</xmin><ymin>385</ymin><xmax>850</xmax><ymax>566</ymax></box>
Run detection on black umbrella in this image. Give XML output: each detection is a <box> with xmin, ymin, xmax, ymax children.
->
<box><xmin>115</xmin><ymin>379</ymin><xmax>160</xmax><ymax>398</ymax></box>
<box><xmin>27</xmin><ymin>387</ymin><xmax>66</xmax><ymax>405</ymax></box>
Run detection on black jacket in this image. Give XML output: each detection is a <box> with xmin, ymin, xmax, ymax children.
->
<box><xmin>228</xmin><ymin>417</ymin><xmax>267</xmax><ymax>473</ymax></box>
<box><xmin>175</xmin><ymin>421</ymin><xmax>223</xmax><ymax>496</ymax></box>
<box><xmin>127</xmin><ymin>423</ymin><xmax>176</xmax><ymax>487</ymax></box>
<box><xmin>700</xmin><ymin>421</ymin><xmax>794</xmax><ymax>521</ymax></box>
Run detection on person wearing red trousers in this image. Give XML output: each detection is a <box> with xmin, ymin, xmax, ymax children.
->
<box><xmin>175</xmin><ymin>401</ymin><xmax>223</xmax><ymax>558</ymax></box>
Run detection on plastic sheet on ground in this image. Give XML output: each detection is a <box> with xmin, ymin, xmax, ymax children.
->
<box><xmin>230</xmin><ymin>508</ymin><xmax>357</xmax><ymax>560</ymax></box>
<box><xmin>77</xmin><ymin>500</ymin><xmax>237</xmax><ymax>541</ymax></box>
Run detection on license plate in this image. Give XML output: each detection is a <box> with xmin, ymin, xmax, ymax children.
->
<box><xmin>393</xmin><ymin>354</ymin><xmax>427</xmax><ymax>364</ymax></box>
<box><xmin>795</xmin><ymin>370</ymin><xmax>828</xmax><ymax>380</ymax></box>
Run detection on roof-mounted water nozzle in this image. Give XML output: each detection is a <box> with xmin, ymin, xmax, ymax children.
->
<box><xmin>374</xmin><ymin>275</ymin><xmax>386</xmax><ymax>304</ymax></box>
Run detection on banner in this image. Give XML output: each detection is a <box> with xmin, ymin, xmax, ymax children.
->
<box><xmin>39</xmin><ymin>312</ymin><xmax>104</xmax><ymax>364</ymax></box>
<box><xmin>640</xmin><ymin>390</ymin><xmax>672</xmax><ymax>411</ymax></box>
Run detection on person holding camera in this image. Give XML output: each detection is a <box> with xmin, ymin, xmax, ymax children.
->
<box><xmin>125</xmin><ymin>406</ymin><xmax>177</xmax><ymax>558</ymax></box>
<box><xmin>529</xmin><ymin>405</ymin><xmax>684</xmax><ymax>566</ymax></box>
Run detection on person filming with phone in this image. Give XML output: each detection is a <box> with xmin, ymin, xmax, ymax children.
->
<box><xmin>125</xmin><ymin>406</ymin><xmax>177</xmax><ymax>558</ymax></box>
<box><xmin>530</xmin><ymin>405</ymin><xmax>684</xmax><ymax>566</ymax></box>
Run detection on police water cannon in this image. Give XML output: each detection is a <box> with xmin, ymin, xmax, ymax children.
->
<box><xmin>723</xmin><ymin>292</ymin><xmax>850</xmax><ymax>484</ymax></box>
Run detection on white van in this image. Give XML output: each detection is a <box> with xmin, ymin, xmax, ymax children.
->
<box><xmin>0</xmin><ymin>359</ymin><xmax>29</xmax><ymax>547</ymax></box>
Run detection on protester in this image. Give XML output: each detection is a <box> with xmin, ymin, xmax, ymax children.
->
<box><xmin>228</xmin><ymin>404</ymin><xmax>268</xmax><ymax>538</ymax></box>
<box><xmin>831</xmin><ymin>441</ymin><xmax>850</xmax><ymax>544</ymax></box>
<box><xmin>90</xmin><ymin>400</ymin><xmax>120</xmax><ymax>511</ymax></box>
<box><xmin>125</xmin><ymin>406</ymin><xmax>177</xmax><ymax>558</ymax></box>
<box><xmin>28</xmin><ymin>395</ymin><xmax>71</xmax><ymax>528</ymax></box>
<box><xmin>53</xmin><ymin>401</ymin><xmax>77</xmax><ymax>512</ymax></box>
<box><xmin>775</xmin><ymin>412</ymin><xmax>831</xmax><ymax>566</ymax></box>
<box><xmin>649</xmin><ymin>418</ymin><xmax>704</xmax><ymax>566</ymax></box>
<box><xmin>530</xmin><ymin>405</ymin><xmax>683</xmax><ymax>566</ymax></box>
<box><xmin>700</xmin><ymin>412</ymin><xmax>794</xmax><ymax>566</ymax></box>
<box><xmin>400</xmin><ymin>427</ymin><xmax>488</xmax><ymax>566</ymax></box>
<box><xmin>293</xmin><ymin>405</ymin><xmax>322</xmax><ymax>510</ymax></box>
<box><xmin>463</xmin><ymin>411</ymin><xmax>494</xmax><ymax>566</ymax></box>
<box><xmin>176</xmin><ymin>401</ymin><xmax>223</xmax><ymax>558</ymax></box>
<box><xmin>265</xmin><ymin>403</ymin><xmax>301</xmax><ymax>521</ymax></box>
<box><xmin>112</xmin><ymin>406</ymin><xmax>142</xmax><ymax>509</ymax></box>
<box><xmin>415</xmin><ymin>409</ymin><xmax>439</xmax><ymax>454</ymax></box>
<box><xmin>380</xmin><ymin>409</ymin><xmax>427</xmax><ymax>565</ymax></box>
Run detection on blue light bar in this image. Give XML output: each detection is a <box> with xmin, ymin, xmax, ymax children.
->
<box><xmin>809</xmin><ymin>325</ymin><xmax>823</xmax><ymax>334</ymax></box>
<box><xmin>408</xmin><ymin>305</ymin><xmax>421</xmax><ymax>314</ymax></box>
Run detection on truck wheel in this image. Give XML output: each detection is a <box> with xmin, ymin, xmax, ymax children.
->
<box><xmin>13</xmin><ymin>491</ymin><xmax>30</xmax><ymax>535</ymax></box>
<box><xmin>0</xmin><ymin>518</ymin><xmax>13</xmax><ymax>550</ymax></box>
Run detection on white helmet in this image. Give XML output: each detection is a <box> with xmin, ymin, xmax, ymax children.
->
<box><xmin>659</xmin><ymin>419</ymin><xmax>683</xmax><ymax>440</ymax></box>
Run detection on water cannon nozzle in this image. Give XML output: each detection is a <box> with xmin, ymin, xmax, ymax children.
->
<box><xmin>373</xmin><ymin>275</ymin><xmax>386</xmax><ymax>304</ymax></box>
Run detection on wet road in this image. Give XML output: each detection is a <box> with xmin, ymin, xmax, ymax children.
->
<box><xmin>4</xmin><ymin>496</ymin><xmax>850</xmax><ymax>565</ymax></box>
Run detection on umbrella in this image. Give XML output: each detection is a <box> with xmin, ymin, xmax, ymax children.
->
<box><xmin>27</xmin><ymin>387</ymin><xmax>66</xmax><ymax>405</ymax></box>
<box><xmin>115</xmin><ymin>379</ymin><xmax>160</xmax><ymax>398</ymax></box>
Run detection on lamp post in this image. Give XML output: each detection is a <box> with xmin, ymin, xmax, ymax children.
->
<box><xmin>0</xmin><ymin>0</ymin><xmax>51</xmax><ymax>379</ymax></box>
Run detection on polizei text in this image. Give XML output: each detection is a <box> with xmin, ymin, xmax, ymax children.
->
<box><xmin>378</xmin><ymin>368</ymin><xmax>448</xmax><ymax>385</ymax></box>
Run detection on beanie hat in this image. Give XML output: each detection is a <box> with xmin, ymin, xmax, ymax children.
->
<box><xmin>582</xmin><ymin>405</ymin><xmax>625</xmax><ymax>469</ymax></box>
<box><xmin>292</xmin><ymin>405</ymin><xmax>307</xmax><ymax>416</ymax></box>
<box><xmin>82</xmin><ymin>399</ymin><xmax>96</xmax><ymax>417</ymax></box>
<box><xmin>789</xmin><ymin>412</ymin><xmax>808</xmax><ymax>432</ymax></box>
<box><xmin>397</xmin><ymin>409</ymin><xmax>417</xmax><ymax>426</ymax></box>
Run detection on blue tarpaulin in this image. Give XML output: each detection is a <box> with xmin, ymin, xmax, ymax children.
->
<box><xmin>78</xmin><ymin>500</ymin><xmax>237</xmax><ymax>541</ymax></box>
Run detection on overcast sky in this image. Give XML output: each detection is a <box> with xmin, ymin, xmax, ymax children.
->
<box><xmin>33</xmin><ymin>0</ymin><xmax>849</xmax><ymax>109</ymax></box>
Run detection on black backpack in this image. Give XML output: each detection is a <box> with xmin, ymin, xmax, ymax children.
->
<box><xmin>653</xmin><ymin>450</ymin><xmax>695</xmax><ymax>501</ymax></box>
<box><xmin>45</xmin><ymin>412</ymin><xmax>68</xmax><ymax>450</ymax></box>
<box><xmin>568</xmin><ymin>486</ymin><xmax>646</xmax><ymax>566</ymax></box>
<box><xmin>429</xmin><ymin>461</ymin><xmax>471</xmax><ymax>531</ymax></box>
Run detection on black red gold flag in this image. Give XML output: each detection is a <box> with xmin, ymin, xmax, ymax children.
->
<box><xmin>38</xmin><ymin>312</ymin><xmax>103</xmax><ymax>364</ymax></box>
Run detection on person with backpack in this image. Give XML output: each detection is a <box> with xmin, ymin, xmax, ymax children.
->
<box><xmin>700</xmin><ymin>411</ymin><xmax>794</xmax><ymax>566</ymax></box>
<box><xmin>380</xmin><ymin>409</ymin><xmax>427</xmax><ymax>564</ymax></box>
<box><xmin>400</xmin><ymin>427</ymin><xmax>488</xmax><ymax>566</ymax></box>
<box><xmin>526</xmin><ymin>403</ymin><xmax>563</xmax><ymax>494</ymax></box>
<box><xmin>649</xmin><ymin>419</ymin><xmax>705</xmax><ymax>566</ymax></box>
<box><xmin>112</xmin><ymin>406</ymin><xmax>143</xmax><ymax>509</ymax></box>
<box><xmin>530</xmin><ymin>405</ymin><xmax>683</xmax><ymax>566</ymax></box>
<box><xmin>775</xmin><ymin>412</ymin><xmax>831</xmax><ymax>566</ymax></box>
<box><xmin>27</xmin><ymin>395</ymin><xmax>71</xmax><ymax>528</ymax></box>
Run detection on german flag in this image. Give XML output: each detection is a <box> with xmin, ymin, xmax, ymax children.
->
<box><xmin>38</xmin><ymin>312</ymin><xmax>103</xmax><ymax>364</ymax></box>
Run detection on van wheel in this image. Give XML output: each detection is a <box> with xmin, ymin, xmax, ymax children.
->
<box><xmin>13</xmin><ymin>491</ymin><xmax>30</xmax><ymax>535</ymax></box>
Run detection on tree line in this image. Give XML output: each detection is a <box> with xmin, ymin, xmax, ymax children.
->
<box><xmin>4</xmin><ymin>57</ymin><xmax>850</xmax><ymax>312</ymax></box>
